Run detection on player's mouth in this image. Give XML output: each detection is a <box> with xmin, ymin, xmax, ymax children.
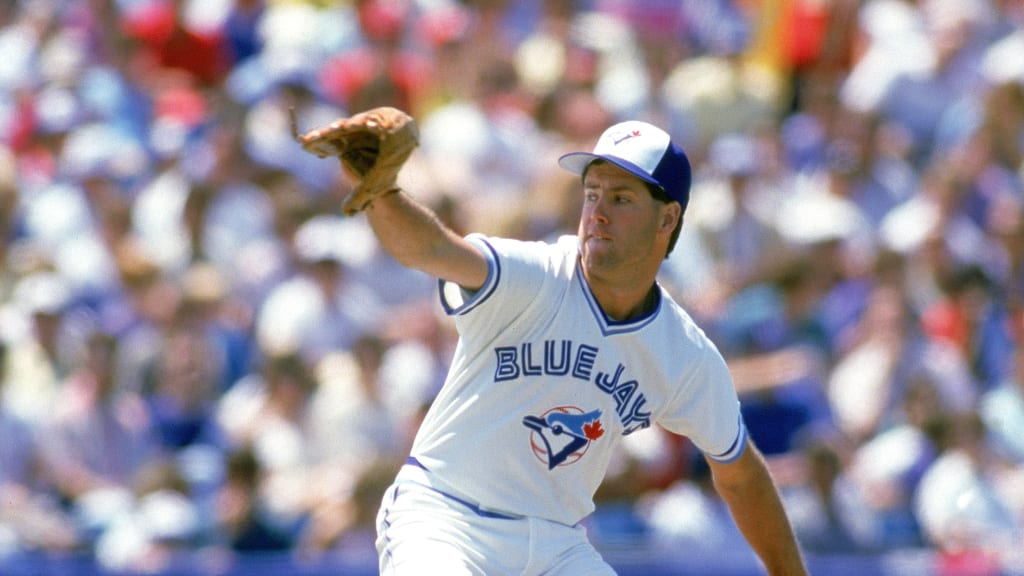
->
<box><xmin>584</xmin><ymin>235</ymin><xmax>612</xmax><ymax>250</ymax></box>
<box><xmin>585</xmin><ymin>228</ymin><xmax>612</xmax><ymax>243</ymax></box>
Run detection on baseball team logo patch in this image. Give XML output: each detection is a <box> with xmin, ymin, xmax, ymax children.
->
<box><xmin>609</xmin><ymin>128</ymin><xmax>642</xmax><ymax>145</ymax></box>
<box><xmin>523</xmin><ymin>406</ymin><xmax>605</xmax><ymax>470</ymax></box>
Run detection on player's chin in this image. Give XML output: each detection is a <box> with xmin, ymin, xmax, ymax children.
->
<box><xmin>581</xmin><ymin>243</ymin><xmax>617</xmax><ymax>272</ymax></box>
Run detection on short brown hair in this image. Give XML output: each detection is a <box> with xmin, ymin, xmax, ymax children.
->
<box><xmin>646</xmin><ymin>182</ymin><xmax>683</xmax><ymax>259</ymax></box>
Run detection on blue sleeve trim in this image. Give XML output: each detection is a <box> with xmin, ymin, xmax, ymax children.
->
<box><xmin>438</xmin><ymin>234</ymin><xmax>500</xmax><ymax>316</ymax></box>
<box><xmin>705</xmin><ymin>414</ymin><xmax>748</xmax><ymax>464</ymax></box>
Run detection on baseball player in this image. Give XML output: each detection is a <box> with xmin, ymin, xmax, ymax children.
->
<box><xmin>293</xmin><ymin>110</ymin><xmax>807</xmax><ymax>574</ymax></box>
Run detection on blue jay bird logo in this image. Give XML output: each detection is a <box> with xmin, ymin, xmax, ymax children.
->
<box><xmin>523</xmin><ymin>406</ymin><xmax>605</xmax><ymax>470</ymax></box>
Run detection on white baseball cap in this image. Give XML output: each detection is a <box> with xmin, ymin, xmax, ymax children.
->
<box><xmin>558</xmin><ymin>120</ymin><xmax>692</xmax><ymax>211</ymax></box>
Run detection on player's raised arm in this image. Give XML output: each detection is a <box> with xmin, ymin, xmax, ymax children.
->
<box><xmin>705</xmin><ymin>440</ymin><xmax>808</xmax><ymax>576</ymax></box>
<box><xmin>364</xmin><ymin>190</ymin><xmax>489</xmax><ymax>291</ymax></box>
<box><xmin>291</xmin><ymin>106</ymin><xmax>488</xmax><ymax>290</ymax></box>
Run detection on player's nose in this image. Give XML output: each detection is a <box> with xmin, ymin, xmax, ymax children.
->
<box><xmin>586</xmin><ymin>194</ymin><xmax>612</xmax><ymax>224</ymax></box>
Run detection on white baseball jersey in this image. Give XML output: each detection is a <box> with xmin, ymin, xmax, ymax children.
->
<box><xmin>404</xmin><ymin>234</ymin><xmax>746</xmax><ymax>527</ymax></box>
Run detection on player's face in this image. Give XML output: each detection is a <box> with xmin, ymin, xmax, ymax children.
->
<box><xmin>577</xmin><ymin>163</ymin><xmax>671</xmax><ymax>279</ymax></box>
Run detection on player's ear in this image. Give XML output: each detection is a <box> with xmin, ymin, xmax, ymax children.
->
<box><xmin>659</xmin><ymin>202</ymin><xmax>681</xmax><ymax>233</ymax></box>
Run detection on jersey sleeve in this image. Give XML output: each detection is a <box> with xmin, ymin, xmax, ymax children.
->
<box><xmin>438</xmin><ymin>234</ymin><xmax>559</xmax><ymax>327</ymax></box>
<box><xmin>438</xmin><ymin>234</ymin><xmax>502</xmax><ymax>316</ymax></box>
<box><xmin>658</xmin><ymin>334</ymin><xmax>748</xmax><ymax>463</ymax></box>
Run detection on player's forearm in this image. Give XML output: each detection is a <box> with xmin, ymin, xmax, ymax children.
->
<box><xmin>725</xmin><ymin>484</ymin><xmax>807</xmax><ymax>575</ymax></box>
<box><xmin>712</xmin><ymin>448</ymin><xmax>808</xmax><ymax>575</ymax></box>
<box><xmin>364</xmin><ymin>189</ymin><xmax>488</xmax><ymax>289</ymax></box>
<box><xmin>363</xmin><ymin>189</ymin><xmax>454</xmax><ymax>268</ymax></box>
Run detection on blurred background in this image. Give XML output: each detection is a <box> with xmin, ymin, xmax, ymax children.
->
<box><xmin>0</xmin><ymin>0</ymin><xmax>1022</xmax><ymax>574</ymax></box>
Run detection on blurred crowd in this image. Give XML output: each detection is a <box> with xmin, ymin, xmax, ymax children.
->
<box><xmin>0</xmin><ymin>0</ymin><xmax>1023</xmax><ymax>574</ymax></box>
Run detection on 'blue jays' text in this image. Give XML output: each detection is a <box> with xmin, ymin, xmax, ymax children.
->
<box><xmin>493</xmin><ymin>341</ymin><xmax>651</xmax><ymax>434</ymax></box>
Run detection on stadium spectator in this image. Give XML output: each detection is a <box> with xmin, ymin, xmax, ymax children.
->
<box><xmin>0</xmin><ymin>340</ymin><xmax>78</xmax><ymax>554</ymax></box>
<box><xmin>38</xmin><ymin>330</ymin><xmax>162</xmax><ymax>545</ymax></box>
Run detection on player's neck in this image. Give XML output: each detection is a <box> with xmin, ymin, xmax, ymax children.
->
<box><xmin>585</xmin><ymin>272</ymin><xmax>659</xmax><ymax>321</ymax></box>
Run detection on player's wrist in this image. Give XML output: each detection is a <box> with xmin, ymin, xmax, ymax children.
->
<box><xmin>360</xmin><ymin>187</ymin><xmax>402</xmax><ymax>213</ymax></box>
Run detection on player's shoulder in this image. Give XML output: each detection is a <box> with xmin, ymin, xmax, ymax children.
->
<box><xmin>467</xmin><ymin>233</ymin><xmax>577</xmax><ymax>266</ymax></box>
<box><xmin>656</xmin><ymin>289</ymin><xmax>721</xmax><ymax>353</ymax></box>
<box><xmin>470</xmin><ymin>232</ymin><xmax>574</xmax><ymax>249</ymax></box>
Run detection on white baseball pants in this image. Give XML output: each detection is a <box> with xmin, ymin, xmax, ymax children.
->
<box><xmin>376</xmin><ymin>480</ymin><xmax>617</xmax><ymax>575</ymax></box>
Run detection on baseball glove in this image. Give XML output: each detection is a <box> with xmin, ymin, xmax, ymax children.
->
<box><xmin>290</xmin><ymin>106</ymin><xmax>419</xmax><ymax>215</ymax></box>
